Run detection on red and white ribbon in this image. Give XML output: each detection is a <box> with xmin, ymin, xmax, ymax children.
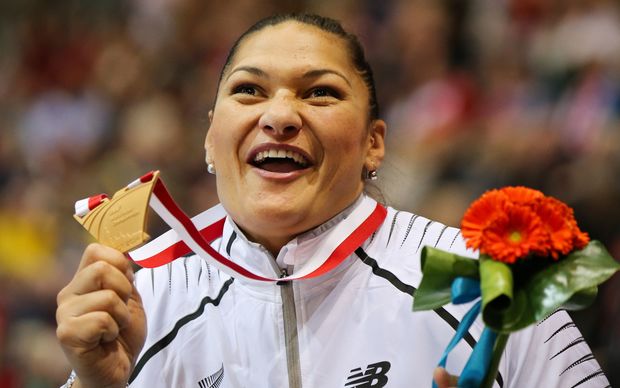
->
<box><xmin>74</xmin><ymin>194</ymin><xmax>109</xmax><ymax>217</ymax></box>
<box><xmin>78</xmin><ymin>172</ymin><xmax>387</xmax><ymax>282</ymax></box>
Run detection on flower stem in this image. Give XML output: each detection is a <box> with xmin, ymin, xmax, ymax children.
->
<box><xmin>481</xmin><ymin>332</ymin><xmax>509</xmax><ymax>388</ymax></box>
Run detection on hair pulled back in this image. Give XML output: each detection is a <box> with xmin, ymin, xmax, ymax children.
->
<box><xmin>215</xmin><ymin>13</ymin><xmax>379</xmax><ymax>120</ymax></box>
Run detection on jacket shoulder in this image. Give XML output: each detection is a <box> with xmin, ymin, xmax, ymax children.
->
<box><xmin>365</xmin><ymin>206</ymin><xmax>477</xmax><ymax>280</ymax></box>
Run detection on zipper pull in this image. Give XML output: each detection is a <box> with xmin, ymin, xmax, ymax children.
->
<box><xmin>276</xmin><ymin>268</ymin><xmax>289</xmax><ymax>286</ymax></box>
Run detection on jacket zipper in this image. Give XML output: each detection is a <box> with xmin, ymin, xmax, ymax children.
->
<box><xmin>279</xmin><ymin>268</ymin><xmax>302</xmax><ymax>388</ymax></box>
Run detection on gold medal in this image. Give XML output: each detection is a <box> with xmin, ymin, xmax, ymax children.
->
<box><xmin>73</xmin><ymin>171</ymin><xmax>160</xmax><ymax>252</ymax></box>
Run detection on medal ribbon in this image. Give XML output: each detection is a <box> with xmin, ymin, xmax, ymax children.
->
<box><xmin>76</xmin><ymin>172</ymin><xmax>387</xmax><ymax>282</ymax></box>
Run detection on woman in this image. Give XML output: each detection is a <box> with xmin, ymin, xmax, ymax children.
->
<box><xmin>56</xmin><ymin>14</ymin><xmax>608</xmax><ymax>388</ymax></box>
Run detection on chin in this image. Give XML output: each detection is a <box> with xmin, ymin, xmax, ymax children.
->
<box><xmin>243</xmin><ymin>197</ymin><xmax>315</xmax><ymax>233</ymax></box>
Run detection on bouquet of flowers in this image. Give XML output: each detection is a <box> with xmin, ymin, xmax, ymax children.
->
<box><xmin>413</xmin><ymin>187</ymin><xmax>619</xmax><ymax>388</ymax></box>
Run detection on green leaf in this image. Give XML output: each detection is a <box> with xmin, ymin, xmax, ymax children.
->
<box><xmin>413</xmin><ymin>246</ymin><xmax>479</xmax><ymax>311</ymax></box>
<box><xmin>482</xmin><ymin>240</ymin><xmax>619</xmax><ymax>333</ymax></box>
<box><xmin>527</xmin><ymin>241</ymin><xmax>618</xmax><ymax>322</ymax></box>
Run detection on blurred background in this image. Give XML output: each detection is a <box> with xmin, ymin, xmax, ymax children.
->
<box><xmin>0</xmin><ymin>0</ymin><xmax>619</xmax><ymax>386</ymax></box>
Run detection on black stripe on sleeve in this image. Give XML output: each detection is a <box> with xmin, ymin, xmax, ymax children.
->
<box><xmin>386</xmin><ymin>211</ymin><xmax>401</xmax><ymax>247</ymax></box>
<box><xmin>448</xmin><ymin>230</ymin><xmax>461</xmax><ymax>250</ymax></box>
<box><xmin>415</xmin><ymin>220</ymin><xmax>434</xmax><ymax>254</ymax></box>
<box><xmin>433</xmin><ymin>225</ymin><xmax>449</xmax><ymax>248</ymax></box>
<box><xmin>550</xmin><ymin>337</ymin><xmax>586</xmax><ymax>360</ymax></box>
<box><xmin>569</xmin><ymin>369</ymin><xmax>605</xmax><ymax>388</ymax></box>
<box><xmin>400</xmin><ymin>214</ymin><xmax>419</xmax><ymax>248</ymax></box>
<box><xmin>355</xmin><ymin>248</ymin><xmax>504</xmax><ymax>388</ymax></box>
<box><xmin>545</xmin><ymin>321</ymin><xmax>576</xmax><ymax>343</ymax></box>
<box><xmin>560</xmin><ymin>353</ymin><xmax>595</xmax><ymax>376</ymax></box>
<box><xmin>128</xmin><ymin>278</ymin><xmax>235</xmax><ymax>384</ymax></box>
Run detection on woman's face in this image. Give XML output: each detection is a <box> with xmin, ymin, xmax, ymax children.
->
<box><xmin>206</xmin><ymin>21</ymin><xmax>385</xmax><ymax>252</ymax></box>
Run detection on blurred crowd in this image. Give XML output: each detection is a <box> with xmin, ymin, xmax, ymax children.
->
<box><xmin>0</xmin><ymin>0</ymin><xmax>619</xmax><ymax>386</ymax></box>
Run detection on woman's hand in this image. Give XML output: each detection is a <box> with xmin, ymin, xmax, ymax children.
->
<box><xmin>433</xmin><ymin>367</ymin><xmax>459</xmax><ymax>388</ymax></box>
<box><xmin>56</xmin><ymin>243</ymin><xmax>147</xmax><ymax>388</ymax></box>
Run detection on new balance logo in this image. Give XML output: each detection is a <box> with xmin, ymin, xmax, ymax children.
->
<box><xmin>345</xmin><ymin>361</ymin><xmax>391</xmax><ymax>387</ymax></box>
<box><xmin>197</xmin><ymin>363</ymin><xmax>224</xmax><ymax>388</ymax></box>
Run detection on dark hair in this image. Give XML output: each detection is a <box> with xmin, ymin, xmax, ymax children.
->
<box><xmin>214</xmin><ymin>13</ymin><xmax>380</xmax><ymax>120</ymax></box>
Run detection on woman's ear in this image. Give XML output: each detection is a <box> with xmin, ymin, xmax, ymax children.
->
<box><xmin>365</xmin><ymin>119</ymin><xmax>386</xmax><ymax>170</ymax></box>
<box><xmin>205</xmin><ymin>110</ymin><xmax>215</xmax><ymax>165</ymax></box>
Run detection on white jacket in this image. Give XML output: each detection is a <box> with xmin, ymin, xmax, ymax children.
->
<box><xmin>128</xmin><ymin>197</ymin><xmax>608</xmax><ymax>387</ymax></box>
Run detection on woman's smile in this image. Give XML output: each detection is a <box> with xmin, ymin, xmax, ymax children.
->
<box><xmin>247</xmin><ymin>142</ymin><xmax>314</xmax><ymax>181</ymax></box>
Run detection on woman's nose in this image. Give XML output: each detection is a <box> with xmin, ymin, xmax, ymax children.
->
<box><xmin>258</xmin><ymin>94</ymin><xmax>302</xmax><ymax>139</ymax></box>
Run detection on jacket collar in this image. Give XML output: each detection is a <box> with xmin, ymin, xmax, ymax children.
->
<box><xmin>220</xmin><ymin>195</ymin><xmax>375</xmax><ymax>279</ymax></box>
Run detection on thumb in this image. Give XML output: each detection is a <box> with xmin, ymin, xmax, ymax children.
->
<box><xmin>433</xmin><ymin>367</ymin><xmax>459</xmax><ymax>388</ymax></box>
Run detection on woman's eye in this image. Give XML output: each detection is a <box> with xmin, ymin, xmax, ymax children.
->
<box><xmin>307</xmin><ymin>87</ymin><xmax>340</xmax><ymax>99</ymax></box>
<box><xmin>233</xmin><ymin>84</ymin><xmax>259</xmax><ymax>95</ymax></box>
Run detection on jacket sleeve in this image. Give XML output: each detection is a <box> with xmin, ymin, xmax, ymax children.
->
<box><xmin>502</xmin><ymin>309</ymin><xmax>609</xmax><ymax>388</ymax></box>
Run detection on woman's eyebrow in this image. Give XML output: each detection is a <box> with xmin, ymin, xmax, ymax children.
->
<box><xmin>226</xmin><ymin>66</ymin><xmax>351</xmax><ymax>87</ymax></box>
<box><xmin>302</xmin><ymin>69</ymin><xmax>351</xmax><ymax>87</ymax></box>
<box><xmin>226</xmin><ymin>66</ymin><xmax>268</xmax><ymax>81</ymax></box>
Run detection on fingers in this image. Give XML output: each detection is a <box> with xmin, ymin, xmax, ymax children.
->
<box><xmin>57</xmin><ymin>243</ymin><xmax>135</xmax><ymax>348</ymax></box>
<box><xmin>67</xmin><ymin>260</ymin><xmax>133</xmax><ymax>301</ymax></box>
<box><xmin>58</xmin><ymin>243</ymin><xmax>134</xmax><ymax>303</ymax></box>
<box><xmin>57</xmin><ymin>311</ymin><xmax>120</xmax><ymax>349</ymax></box>
<box><xmin>57</xmin><ymin>289</ymin><xmax>131</xmax><ymax>331</ymax></box>
<box><xmin>78</xmin><ymin>243</ymin><xmax>133</xmax><ymax>277</ymax></box>
<box><xmin>433</xmin><ymin>367</ymin><xmax>459</xmax><ymax>388</ymax></box>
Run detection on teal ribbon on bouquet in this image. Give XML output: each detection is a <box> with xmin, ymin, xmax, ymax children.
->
<box><xmin>414</xmin><ymin>241</ymin><xmax>619</xmax><ymax>388</ymax></box>
<box><xmin>432</xmin><ymin>278</ymin><xmax>499</xmax><ymax>388</ymax></box>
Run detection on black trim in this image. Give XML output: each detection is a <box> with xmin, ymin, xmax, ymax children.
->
<box><xmin>400</xmin><ymin>214</ymin><xmax>419</xmax><ymax>248</ymax></box>
<box><xmin>537</xmin><ymin>309</ymin><xmax>565</xmax><ymax>326</ymax></box>
<box><xmin>550</xmin><ymin>337</ymin><xmax>586</xmax><ymax>360</ymax></box>
<box><xmin>128</xmin><ymin>278</ymin><xmax>235</xmax><ymax>383</ymax></box>
<box><xmin>356</xmin><ymin>247</ymin><xmax>415</xmax><ymax>296</ymax></box>
<box><xmin>226</xmin><ymin>232</ymin><xmax>237</xmax><ymax>256</ymax></box>
<box><xmin>569</xmin><ymin>369</ymin><xmax>605</xmax><ymax>388</ymax></box>
<box><xmin>433</xmin><ymin>225</ymin><xmax>449</xmax><ymax>248</ymax></box>
<box><xmin>448</xmin><ymin>230</ymin><xmax>460</xmax><ymax>250</ymax></box>
<box><xmin>183</xmin><ymin>257</ymin><xmax>189</xmax><ymax>291</ymax></box>
<box><xmin>355</xmin><ymin>247</ymin><xmax>504</xmax><ymax>388</ymax></box>
<box><xmin>545</xmin><ymin>321</ymin><xmax>576</xmax><ymax>343</ymax></box>
<box><xmin>386</xmin><ymin>211</ymin><xmax>400</xmax><ymax>247</ymax></box>
<box><xmin>416</xmin><ymin>220</ymin><xmax>434</xmax><ymax>253</ymax></box>
<box><xmin>561</xmin><ymin>353</ymin><xmax>595</xmax><ymax>376</ymax></box>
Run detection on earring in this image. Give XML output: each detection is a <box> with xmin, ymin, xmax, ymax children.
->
<box><xmin>364</xmin><ymin>163</ymin><xmax>378</xmax><ymax>181</ymax></box>
<box><xmin>207</xmin><ymin>163</ymin><xmax>216</xmax><ymax>175</ymax></box>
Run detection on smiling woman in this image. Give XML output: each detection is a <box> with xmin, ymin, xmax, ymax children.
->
<box><xmin>205</xmin><ymin>18</ymin><xmax>385</xmax><ymax>255</ymax></box>
<box><xmin>55</xmin><ymin>13</ymin><xmax>610</xmax><ymax>388</ymax></box>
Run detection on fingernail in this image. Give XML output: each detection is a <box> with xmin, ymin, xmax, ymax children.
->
<box><xmin>126</xmin><ymin>268</ymin><xmax>135</xmax><ymax>282</ymax></box>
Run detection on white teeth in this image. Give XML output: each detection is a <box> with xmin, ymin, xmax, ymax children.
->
<box><xmin>253</xmin><ymin>148</ymin><xmax>308</xmax><ymax>166</ymax></box>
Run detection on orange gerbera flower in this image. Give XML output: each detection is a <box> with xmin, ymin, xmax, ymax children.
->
<box><xmin>461</xmin><ymin>186</ymin><xmax>589</xmax><ymax>264</ymax></box>
<box><xmin>461</xmin><ymin>189</ymin><xmax>509</xmax><ymax>250</ymax></box>
<box><xmin>535</xmin><ymin>199</ymin><xmax>574</xmax><ymax>259</ymax></box>
<box><xmin>502</xmin><ymin>186</ymin><xmax>544</xmax><ymax>205</ymax></box>
<box><xmin>479</xmin><ymin>205</ymin><xmax>548</xmax><ymax>264</ymax></box>
<box><xmin>535</xmin><ymin>196</ymin><xmax>590</xmax><ymax>259</ymax></box>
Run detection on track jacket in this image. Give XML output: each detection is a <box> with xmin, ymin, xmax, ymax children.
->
<box><xmin>128</xmin><ymin>196</ymin><xmax>609</xmax><ymax>387</ymax></box>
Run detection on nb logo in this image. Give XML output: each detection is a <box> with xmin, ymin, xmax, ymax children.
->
<box><xmin>345</xmin><ymin>361</ymin><xmax>391</xmax><ymax>387</ymax></box>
